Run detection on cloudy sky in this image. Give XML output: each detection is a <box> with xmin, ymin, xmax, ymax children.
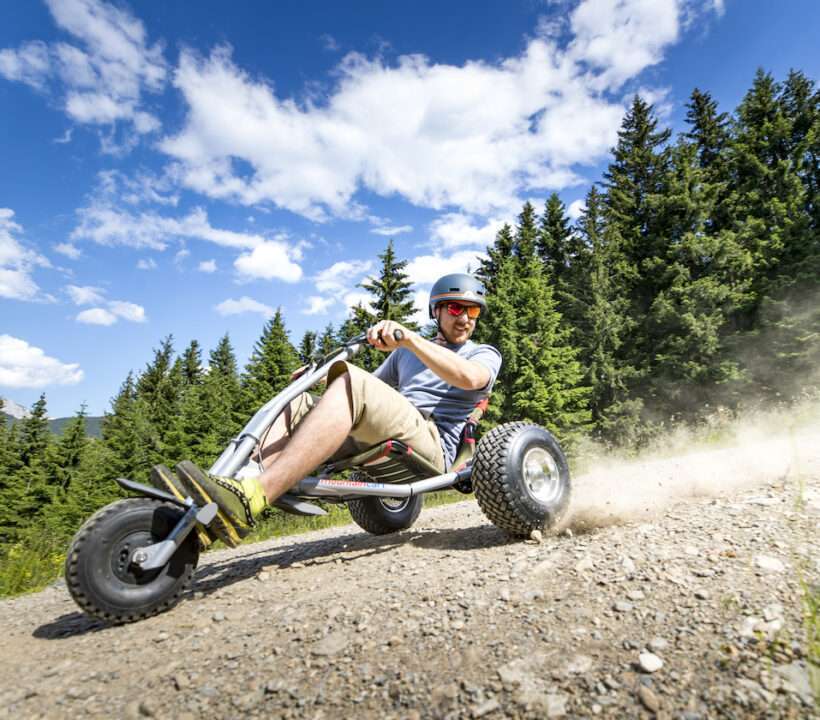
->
<box><xmin>1</xmin><ymin>0</ymin><xmax>817</xmax><ymax>417</ymax></box>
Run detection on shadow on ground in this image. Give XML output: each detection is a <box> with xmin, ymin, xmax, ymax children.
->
<box><xmin>191</xmin><ymin>522</ymin><xmax>511</xmax><ymax>595</ymax></box>
<box><xmin>33</xmin><ymin>522</ymin><xmax>510</xmax><ymax>641</ymax></box>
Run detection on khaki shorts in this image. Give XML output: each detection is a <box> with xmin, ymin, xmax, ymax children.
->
<box><xmin>284</xmin><ymin>360</ymin><xmax>446</xmax><ymax>473</ymax></box>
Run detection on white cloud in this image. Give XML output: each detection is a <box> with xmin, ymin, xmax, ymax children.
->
<box><xmin>54</xmin><ymin>241</ymin><xmax>81</xmax><ymax>258</ymax></box>
<box><xmin>233</xmin><ymin>240</ymin><xmax>303</xmax><ymax>282</ymax></box>
<box><xmin>0</xmin><ymin>209</ymin><xmax>49</xmax><ymax>301</ymax></box>
<box><xmin>198</xmin><ymin>259</ymin><xmax>217</xmax><ymax>273</ymax></box>
<box><xmin>0</xmin><ymin>41</ymin><xmax>51</xmax><ymax>90</ymax></box>
<box><xmin>95</xmin><ymin>168</ymin><xmax>180</xmax><ymax>207</ymax></box>
<box><xmin>304</xmin><ymin>258</ymin><xmax>375</xmax><ymax>315</ymax></box>
<box><xmin>567</xmin><ymin>0</ymin><xmax>680</xmax><ymax>90</ymax></box>
<box><xmin>109</xmin><ymin>300</ymin><xmax>146</xmax><ymax>322</ymax></box>
<box><xmin>405</xmin><ymin>249</ymin><xmax>488</xmax><ymax>286</ymax></box>
<box><xmin>136</xmin><ymin>257</ymin><xmax>156</xmax><ymax>270</ymax></box>
<box><xmin>215</xmin><ymin>296</ymin><xmax>275</xmax><ymax>318</ymax></box>
<box><xmin>72</xmin><ymin>203</ymin><xmax>271</xmax><ymax>251</ymax></box>
<box><xmin>315</xmin><ymin>259</ymin><xmax>373</xmax><ymax>294</ymax></box>
<box><xmin>158</xmin><ymin>1</ymin><xmax>720</xmax><ymax>220</ymax></box>
<box><xmin>67</xmin><ymin>284</ymin><xmax>146</xmax><ymax>324</ymax></box>
<box><xmin>370</xmin><ymin>224</ymin><xmax>412</xmax><ymax>237</ymax></box>
<box><xmin>67</xmin><ymin>284</ymin><xmax>104</xmax><ymax>305</ymax></box>
<box><xmin>342</xmin><ymin>291</ymin><xmax>374</xmax><ymax>313</ymax></box>
<box><xmin>567</xmin><ymin>198</ymin><xmax>585</xmax><ymax>221</ymax></box>
<box><xmin>429</xmin><ymin>213</ymin><xmax>505</xmax><ymax>250</ymax></box>
<box><xmin>0</xmin><ymin>0</ymin><xmax>167</xmax><ymax>149</ymax></box>
<box><xmin>0</xmin><ymin>269</ymin><xmax>39</xmax><ymax>301</ymax></box>
<box><xmin>54</xmin><ymin>127</ymin><xmax>74</xmax><ymax>144</ymax></box>
<box><xmin>76</xmin><ymin>307</ymin><xmax>116</xmax><ymax>325</ymax></box>
<box><xmin>303</xmin><ymin>295</ymin><xmax>335</xmax><ymax>315</ymax></box>
<box><xmin>0</xmin><ymin>334</ymin><xmax>83</xmax><ymax>388</ymax></box>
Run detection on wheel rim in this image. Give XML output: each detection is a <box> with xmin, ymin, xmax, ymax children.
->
<box><xmin>522</xmin><ymin>446</ymin><xmax>562</xmax><ymax>504</ymax></box>
<box><xmin>378</xmin><ymin>497</ymin><xmax>411</xmax><ymax>513</ymax></box>
<box><xmin>110</xmin><ymin>529</ymin><xmax>161</xmax><ymax>585</ymax></box>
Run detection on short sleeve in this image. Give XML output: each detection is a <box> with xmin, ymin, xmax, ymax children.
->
<box><xmin>468</xmin><ymin>344</ymin><xmax>502</xmax><ymax>393</ymax></box>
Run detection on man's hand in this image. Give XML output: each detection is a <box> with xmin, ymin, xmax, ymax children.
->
<box><xmin>367</xmin><ymin>320</ymin><xmax>412</xmax><ymax>352</ymax></box>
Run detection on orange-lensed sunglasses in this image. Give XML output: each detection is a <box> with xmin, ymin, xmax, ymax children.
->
<box><xmin>445</xmin><ymin>301</ymin><xmax>481</xmax><ymax>319</ymax></box>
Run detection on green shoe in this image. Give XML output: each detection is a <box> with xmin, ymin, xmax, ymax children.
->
<box><xmin>149</xmin><ymin>465</ymin><xmax>215</xmax><ymax>549</ymax></box>
<box><xmin>175</xmin><ymin>461</ymin><xmax>268</xmax><ymax>548</ymax></box>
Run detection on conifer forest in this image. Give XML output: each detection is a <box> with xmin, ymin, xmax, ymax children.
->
<box><xmin>2</xmin><ymin>70</ymin><xmax>818</xmax><ymax>595</ymax></box>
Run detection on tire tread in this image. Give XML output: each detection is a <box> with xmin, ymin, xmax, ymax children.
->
<box><xmin>65</xmin><ymin>498</ymin><xmax>197</xmax><ymax>624</ymax></box>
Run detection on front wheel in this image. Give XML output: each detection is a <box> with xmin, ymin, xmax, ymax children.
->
<box><xmin>473</xmin><ymin>422</ymin><xmax>571</xmax><ymax>537</ymax></box>
<box><xmin>65</xmin><ymin>497</ymin><xmax>200</xmax><ymax>624</ymax></box>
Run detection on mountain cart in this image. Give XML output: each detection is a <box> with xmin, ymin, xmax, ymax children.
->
<box><xmin>65</xmin><ymin>332</ymin><xmax>571</xmax><ymax>623</ymax></box>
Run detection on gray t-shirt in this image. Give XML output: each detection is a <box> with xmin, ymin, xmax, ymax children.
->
<box><xmin>373</xmin><ymin>339</ymin><xmax>502</xmax><ymax>468</ymax></box>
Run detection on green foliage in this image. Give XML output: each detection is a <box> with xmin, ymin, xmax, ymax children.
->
<box><xmin>477</xmin><ymin>204</ymin><xmax>591</xmax><ymax>443</ymax></box>
<box><xmin>359</xmin><ymin>239</ymin><xmax>418</xmax><ymax>327</ymax></box>
<box><xmin>241</xmin><ymin>310</ymin><xmax>300</xmax><ymax>415</ymax></box>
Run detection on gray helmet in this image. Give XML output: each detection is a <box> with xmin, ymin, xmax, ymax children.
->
<box><xmin>428</xmin><ymin>273</ymin><xmax>487</xmax><ymax>319</ymax></box>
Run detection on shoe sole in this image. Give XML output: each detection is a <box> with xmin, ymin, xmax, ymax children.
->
<box><xmin>175</xmin><ymin>462</ymin><xmax>243</xmax><ymax>549</ymax></box>
<box><xmin>149</xmin><ymin>465</ymin><xmax>214</xmax><ymax>549</ymax></box>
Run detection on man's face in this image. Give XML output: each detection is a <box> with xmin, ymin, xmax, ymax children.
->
<box><xmin>435</xmin><ymin>301</ymin><xmax>480</xmax><ymax>344</ymax></box>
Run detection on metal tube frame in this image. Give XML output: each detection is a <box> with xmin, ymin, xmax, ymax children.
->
<box><xmin>209</xmin><ymin>336</ymin><xmax>368</xmax><ymax>478</ymax></box>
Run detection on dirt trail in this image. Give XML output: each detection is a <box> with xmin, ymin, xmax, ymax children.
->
<box><xmin>1</xmin><ymin>429</ymin><xmax>818</xmax><ymax>719</ymax></box>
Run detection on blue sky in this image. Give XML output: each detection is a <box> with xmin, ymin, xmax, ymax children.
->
<box><xmin>1</xmin><ymin>0</ymin><xmax>818</xmax><ymax>418</ymax></box>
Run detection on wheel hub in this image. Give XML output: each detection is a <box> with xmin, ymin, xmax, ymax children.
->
<box><xmin>378</xmin><ymin>497</ymin><xmax>410</xmax><ymax>513</ymax></box>
<box><xmin>111</xmin><ymin>531</ymin><xmax>154</xmax><ymax>584</ymax></box>
<box><xmin>522</xmin><ymin>447</ymin><xmax>561</xmax><ymax>504</ymax></box>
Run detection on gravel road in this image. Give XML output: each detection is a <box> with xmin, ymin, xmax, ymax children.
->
<box><xmin>1</xmin><ymin>428</ymin><xmax>818</xmax><ymax>719</ymax></box>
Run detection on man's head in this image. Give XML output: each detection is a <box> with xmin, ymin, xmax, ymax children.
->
<box><xmin>429</xmin><ymin>273</ymin><xmax>487</xmax><ymax>344</ymax></box>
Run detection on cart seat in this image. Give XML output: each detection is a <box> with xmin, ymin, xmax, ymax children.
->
<box><xmin>323</xmin><ymin>398</ymin><xmax>489</xmax><ymax>484</ymax></box>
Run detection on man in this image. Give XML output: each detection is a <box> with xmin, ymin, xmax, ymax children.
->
<box><xmin>151</xmin><ymin>273</ymin><xmax>501</xmax><ymax>547</ymax></box>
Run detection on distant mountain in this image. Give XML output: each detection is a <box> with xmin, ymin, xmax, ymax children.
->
<box><xmin>2</xmin><ymin>398</ymin><xmax>103</xmax><ymax>438</ymax></box>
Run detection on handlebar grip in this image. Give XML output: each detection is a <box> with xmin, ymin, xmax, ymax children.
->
<box><xmin>377</xmin><ymin>329</ymin><xmax>405</xmax><ymax>344</ymax></box>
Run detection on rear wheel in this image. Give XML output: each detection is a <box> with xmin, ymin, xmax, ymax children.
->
<box><xmin>65</xmin><ymin>497</ymin><xmax>199</xmax><ymax>624</ymax></box>
<box><xmin>348</xmin><ymin>492</ymin><xmax>423</xmax><ymax>535</ymax></box>
<box><xmin>473</xmin><ymin>422</ymin><xmax>571</xmax><ymax>537</ymax></box>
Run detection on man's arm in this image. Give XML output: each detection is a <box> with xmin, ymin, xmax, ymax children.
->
<box><xmin>367</xmin><ymin>321</ymin><xmax>489</xmax><ymax>391</ymax></box>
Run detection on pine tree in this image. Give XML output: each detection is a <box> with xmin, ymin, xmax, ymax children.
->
<box><xmin>185</xmin><ymin>335</ymin><xmax>245</xmax><ymax>466</ymax></box>
<box><xmin>726</xmin><ymin>70</ymin><xmax>820</xmax><ymax>401</ymax></box>
<box><xmin>569</xmin><ymin>187</ymin><xmax>641</xmax><ymax>442</ymax></box>
<box><xmin>49</xmin><ymin>405</ymin><xmax>89</xmax><ymax>492</ymax></box>
<box><xmin>101</xmin><ymin>372</ymin><xmax>145</xmax><ymax>480</ymax></box>
<box><xmin>359</xmin><ymin>239</ymin><xmax>418</xmax><ymax>327</ymax></box>
<box><xmin>0</xmin><ymin>395</ymin><xmax>52</xmax><ymax>543</ymax></box>
<box><xmin>298</xmin><ymin>330</ymin><xmax>318</xmax><ymax>364</ymax></box>
<box><xmin>477</xmin><ymin>224</ymin><xmax>514</xmax><ymax>296</ymax></box>
<box><xmin>602</xmin><ymin>95</ymin><xmax>673</xmax><ymax>425</ymax></box>
<box><xmin>181</xmin><ymin>339</ymin><xmax>204</xmax><ymax>386</ymax></box>
<box><xmin>317</xmin><ymin>323</ymin><xmax>337</xmax><ymax>357</ymax></box>
<box><xmin>537</xmin><ymin>193</ymin><xmax>575</xmax><ymax>281</ymax></box>
<box><xmin>514</xmin><ymin>202</ymin><xmax>538</xmax><ymax>265</ymax></box>
<box><xmin>477</xmin><ymin>203</ymin><xmax>591</xmax><ymax>440</ymax></box>
<box><xmin>18</xmin><ymin>394</ymin><xmax>50</xmax><ymax>467</ymax></box>
<box><xmin>241</xmin><ymin>310</ymin><xmax>300</xmax><ymax>415</ymax></box>
<box><xmin>645</xmin><ymin>140</ymin><xmax>750</xmax><ymax>419</ymax></box>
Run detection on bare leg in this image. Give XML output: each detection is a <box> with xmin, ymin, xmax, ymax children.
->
<box><xmin>254</xmin><ymin>405</ymin><xmax>292</xmax><ymax>469</ymax></box>
<box><xmin>257</xmin><ymin>372</ymin><xmax>354</xmax><ymax>503</ymax></box>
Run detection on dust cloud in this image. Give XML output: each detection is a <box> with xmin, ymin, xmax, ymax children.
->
<box><xmin>562</xmin><ymin>405</ymin><xmax>820</xmax><ymax>533</ymax></box>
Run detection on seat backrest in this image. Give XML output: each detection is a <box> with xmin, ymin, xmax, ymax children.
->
<box><xmin>447</xmin><ymin>397</ymin><xmax>489</xmax><ymax>472</ymax></box>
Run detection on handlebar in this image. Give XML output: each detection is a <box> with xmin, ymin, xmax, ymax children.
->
<box><xmin>378</xmin><ymin>329</ymin><xmax>404</xmax><ymax>344</ymax></box>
